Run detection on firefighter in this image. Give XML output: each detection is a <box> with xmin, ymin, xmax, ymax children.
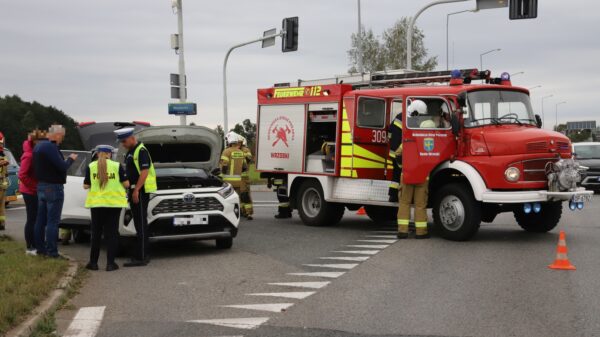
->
<box><xmin>388</xmin><ymin>110</ymin><xmax>403</xmax><ymax>202</ymax></box>
<box><xmin>221</xmin><ymin>133</ymin><xmax>252</xmax><ymax>220</ymax></box>
<box><xmin>240</xmin><ymin>136</ymin><xmax>254</xmax><ymax>220</ymax></box>
<box><xmin>273</xmin><ymin>178</ymin><xmax>292</xmax><ymax>219</ymax></box>
<box><xmin>397</xmin><ymin>100</ymin><xmax>430</xmax><ymax>239</ymax></box>
<box><xmin>0</xmin><ymin>132</ymin><xmax>8</xmax><ymax>231</ymax></box>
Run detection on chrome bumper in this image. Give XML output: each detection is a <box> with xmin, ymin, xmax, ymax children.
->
<box><xmin>481</xmin><ymin>187</ymin><xmax>594</xmax><ymax>204</ymax></box>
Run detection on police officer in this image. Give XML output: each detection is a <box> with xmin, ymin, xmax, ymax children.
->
<box><xmin>221</xmin><ymin>133</ymin><xmax>252</xmax><ymax>220</ymax></box>
<box><xmin>83</xmin><ymin>145</ymin><xmax>129</xmax><ymax>271</ymax></box>
<box><xmin>0</xmin><ymin>132</ymin><xmax>8</xmax><ymax>231</ymax></box>
<box><xmin>116</xmin><ymin>128</ymin><xmax>157</xmax><ymax>266</ymax></box>
<box><xmin>397</xmin><ymin>100</ymin><xmax>430</xmax><ymax>239</ymax></box>
<box><xmin>388</xmin><ymin>110</ymin><xmax>403</xmax><ymax>202</ymax></box>
<box><xmin>240</xmin><ymin>136</ymin><xmax>254</xmax><ymax>220</ymax></box>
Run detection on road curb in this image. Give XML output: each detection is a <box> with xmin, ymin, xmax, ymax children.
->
<box><xmin>5</xmin><ymin>256</ymin><xmax>79</xmax><ymax>337</ymax></box>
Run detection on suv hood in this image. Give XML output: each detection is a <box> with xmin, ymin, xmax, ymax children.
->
<box><xmin>134</xmin><ymin>125</ymin><xmax>222</xmax><ymax>171</ymax></box>
<box><xmin>481</xmin><ymin>126</ymin><xmax>571</xmax><ymax>156</ymax></box>
<box><xmin>78</xmin><ymin>122</ymin><xmax>149</xmax><ymax>151</ymax></box>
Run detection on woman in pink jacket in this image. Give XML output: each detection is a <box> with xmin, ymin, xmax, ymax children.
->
<box><xmin>19</xmin><ymin>130</ymin><xmax>45</xmax><ymax>255</ymax></box>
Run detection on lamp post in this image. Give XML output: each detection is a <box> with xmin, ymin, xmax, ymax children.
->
<box><xmin>541</xmin><ymin>94</ymin><xmax>553</xmax><ymax>129</ymax></box>
<box><xmin>479</xmin><ymin>48</ymin><xmax>501</xmax><ymax>70</ymax></box>
<box><xmin>511</xmin><ymin>71</ymin><xmax>524</xmax><ymax>77</ymax></box>
<box><xmin>528</xmin><ymin>85</ymin><xmax>542</xmax><ymax>90</ymax></box>
<box><xmin>446</xmin><ymin>9</ymin><xmax>476</xmax><ymax>70</ymax></box>
<box><xmin>555</xmin><ymin>101</ymin><xmax>566</xmax><ymax>131</ymax></box>
<box><xmin>407</xmin><ymin>0</ymin><xmax>469</xmax><ymax>70</ymax></box>
<box><xmin>357</xmin><ymin>0</ymin><xmax>363</xmax><ymax>74</ymax></box>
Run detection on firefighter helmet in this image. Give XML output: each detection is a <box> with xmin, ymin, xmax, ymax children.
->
<box><xmin>225</xmin><ymin>132</ymin><xmax>242</xmax><ymax>145</ymax></box>
<box><xmin>407</xmin><ymin>100</ymin><xmax>428</xmax><ymax>117</ymax></box>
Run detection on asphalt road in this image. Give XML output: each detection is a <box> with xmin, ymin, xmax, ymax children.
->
<box><xmin>3</xmin><ymin>191</ymin><xmax>600</xmax><ymax>337</ymax></box>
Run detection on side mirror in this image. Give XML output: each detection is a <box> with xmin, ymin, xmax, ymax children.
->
<box><xmin>451</xmin><ymin>114</ymin><xmax>461</xmax><ymax>137</ymax></box>
<box><xmin>534</xmin><ymin>114</ymin><xmax>543</xmax><ymax>128</ymax></box>
<box><xmin>457</xmin><ymin>92</ymin><xmax>467</xmax><ymax>108</ymax></box>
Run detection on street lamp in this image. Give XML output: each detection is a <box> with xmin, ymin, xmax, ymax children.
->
<box><xmin>528</xmin><ymin>85</ymin><xmax>542</xmax><ymax>90</ymax></box>
<box><xmin>446</xmin><ymin>9</ymin><xmax>476</xmax><ymax>70</ymax></box>
<box><xmin>357</xmin><ymin>0</ymin><xmax>363</xmax><ymax>74</ymax></box>
<box><xmin>480</xmin><ymin>48</ymin><xmax>501</xmax><ymax>70</ymax></box>
<box><xmin>555</xmin><ymin>101</ymin><xmax>567</xmax><ymax>131</ymax></box>
<box><xmin>511</xmin><ymin>71</ymin><xmax>524</xmax><ymax>77</ymax></box>
<box><xmin>541</xmin><ymin>94</ymin><xmax>553</xmax><ymax>129</ymax></box>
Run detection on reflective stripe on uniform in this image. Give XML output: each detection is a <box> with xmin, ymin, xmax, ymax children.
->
<box><xmin>397</xmin><ymin>219</ymin><xmax>409</xmax><ymax>225</ymax></box>
<box><xmin>415</xmin><ymin>221</ymin><xmax>427</xmax><ymax>228</ymax></box>
<box><xmin>388</xmin><ymin>151</ymin><xmax>396</xmax><ymax>158</ymax></box>
<box><xmin>279</xmin><ymin>202</ymin><xmax>290</xmax><ymax>207</ymax></box>
<box><xmin>273</xmin><ymin>179</ymin><xmax>284</xmax><ymax>185</ymax></box>
<box><xmin>389</xmin><ymin>181</ymin><xmax>399</xmax><ymax>189</ymax></box>
<box><xmin>393</xmin><ymin>119</ymin><xmax>403</xmax><ymax>129</ymax></box>
<box><xmin>221</xmin><ymin>156</ymin><xmax>230</xmax><ymax>162</ymax></box>
<box><xmin>133</xmin><ymin>143</ymin><xmax>157</xmax><ymax>193</ymax></box>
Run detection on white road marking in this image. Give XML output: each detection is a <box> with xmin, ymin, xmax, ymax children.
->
<box><xmin>347</xmin><ymin>244</ymin><xmax>389</xmax><ymax>249</ymax></box>
<box><xmin>302</xmin><ymin>263</ymin><xmax>358</xmax><ymax>270</ymax></box>
<box><xmin>247</xmin><ymin>291</ymin><xmax>315</xmax><ymax>299</ymax></box>
<box><xmin>223</xmin><ymin>303</ymin><xmax>294</xmax><ymax>313</ymax></box>
<box><xmin>188</xmin><ymin>317</ymin><xmax>269</xmax><ymax>330</ymax></box>
<box><xmin>287</xmin><ymin>271</ymin><xmax>345</xmax><ymax>278</ymax></box>
<box><xmin>6</xmin><ymin>206</ymin><xmax>25</xmax><ymax>211</ymax></box>
<box><xmin>62</xmin><ymin>306</ymin><xmax>106</xmax><ymax>337</ymax></box>
<box><xmin>319</xmin><ymin>256</ymin><xmax>370</xmax><ymax>262</ymax></box>
<box><xmin>332</xmin><ymin>250</ymin><xmax>379</xmax><ymax>255</ymax></box>
<box><xmin>365</xmin><ymin>235</ymin><xmax>398</xmax><ymax>239</ymax></box>
<box><xmin>356</xmin><ymin>239</ymin><xmax>397</xmax><ymax>244</ymax></box>
<box><xmin>268</xmin><ymin>281</ymin><xmax>330</xmax><ymax>289</ymax></box>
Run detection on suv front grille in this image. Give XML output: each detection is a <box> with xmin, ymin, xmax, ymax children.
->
<box><xmin>152</xmin><ymin>197</ymin><xmax>224</xmax><ymax>215</ymax></box>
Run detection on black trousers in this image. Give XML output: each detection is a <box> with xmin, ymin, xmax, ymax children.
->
<box><xmin>22</xmin><ymin>193</ymin><xmax>38</xmax><ymax>250</ymax></box>
<box><xmin>90</xmin><ymin>207</ymin><xmax>120</xmax><ymax>265</ymax></box>
<box><xmin>129</xmin><ymin>191</ymin><xmax>149</xmax><ymax>261</ymax></box>
<box><xmin>276</xmin><ymin>186</ymin><xmax>291</xmax><ymax>215</ymax></box>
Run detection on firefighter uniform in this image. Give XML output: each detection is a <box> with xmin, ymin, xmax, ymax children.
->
<box><xmin>240</xmin><ymin>142</ymin><xmax>254</xmax><ymax>220</ymax></box>
<box><xmin>388</xmin><ymin>113</ymin><xmax>403</xmax><ymax>202</ymax></box>
<box><xmin>397</xmin><ymin>100</ymin><xmax>430</xmax><ymax>239</ymax></box>
<box><xmin>220</xmin><ymin>137</ymin><xmax>251</xmax><ymax>219</ymax></box>
<box><xmin>273</xmin><ymin>178</ymin><xmax>291</xmax><ymax>219</ymax></box>
<box><xmin>0</xmin><ymin>144</ymin><xmax>7</xmax><ymax>231</ymax></box>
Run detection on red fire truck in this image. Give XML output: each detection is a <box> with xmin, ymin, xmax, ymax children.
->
<box><xmin>255</xmin><ymin>69</ymin><xmax>592</xmax><ymax>240</ymax></box>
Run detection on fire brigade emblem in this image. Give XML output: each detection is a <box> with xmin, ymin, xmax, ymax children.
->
<box><xmin>424</xmin><ymin>138</ymin><xmax>435</xmax><ymax>152</ymax></box>
<box><xmin>267</xmin><ymin>116</ymin><xmax>295</xmax><ymax>148</ymax></box>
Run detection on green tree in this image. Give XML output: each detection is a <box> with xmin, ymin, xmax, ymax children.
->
<box><xmin>231</xmin><ymin>119</ymin><xmax>257</xmax><ymax>151</ymax></box>
<box><xmin>0</xmin><ymin>95</ymin><xmax>83</xmax><ymax>159</ymax></box>
<box><xmin>348</xmin><ymin>18</ymin><xmax>438</xmax><ymax>73</ymax></box>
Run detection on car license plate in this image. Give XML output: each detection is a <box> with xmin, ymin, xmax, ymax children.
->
<box><xmin>173</xmin><ymin>215</ymin><xmax>208</xmax><ymax>226</ymax></box>
<box><xmin>572</xmin><ymin>194</ymin><xmax>593</xmax><ymax>203</ymax></box>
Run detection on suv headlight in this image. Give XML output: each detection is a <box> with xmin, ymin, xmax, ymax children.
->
<box><xmin>218</xmin><ymin>183</ymin><xmax>235</xmax><ymax>199</ymax></box>
<box><xmin>504</xmin><ymin>167</ymin><xmax>520</xmax><ymax>182</ymax></box>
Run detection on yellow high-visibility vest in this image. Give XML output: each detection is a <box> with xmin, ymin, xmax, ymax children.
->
<box><xmin>133</xmin><ymin>143</ymin><xmax>157</xmax><ymax>193</ymax></box>
<box><xmin>85</xmin><ymin>160</ymin><xmax>128</xmax><ymax>208</ymax></box>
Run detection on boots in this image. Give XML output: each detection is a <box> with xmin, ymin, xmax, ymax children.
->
<box><xmin>415</xmin><ymin>227</ymin><xmax>430</xmax><ymax>239</ymax></box>
<box><xmin>397</xmin><ymin>224</ymin><xmax>409</xmax><ymax>239</ymax></box>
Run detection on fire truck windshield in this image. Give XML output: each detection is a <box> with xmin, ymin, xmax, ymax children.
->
<box><xmin>464</xmin><ymin>90</ymin><xmax>535</xmax><ymax>127</ymax></box>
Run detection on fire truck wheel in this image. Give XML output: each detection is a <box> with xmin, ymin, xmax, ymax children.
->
<box><xmin>297</xmin><ymin>180</ymin><xmax>344</xmax><ymax>227</ymax></box>
<box><xmin>433</xmin><ymin>183</ymin><xmax>481</xmax><ymax>241</ymax></box>
<box><xmin>513</xmin><ymin>202</ymin><xmax>562</xmax><ymax>233</ymax></box>
<box><xmin>364</xmin><ymin>205</ymin><xmax>397</xmax><ymax>223</ymax></box>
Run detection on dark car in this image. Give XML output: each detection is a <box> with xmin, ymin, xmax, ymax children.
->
<box><xmin>573</xmin><ymin>142</ymin><xmax>600</xmax><ymax>192</ymax></box>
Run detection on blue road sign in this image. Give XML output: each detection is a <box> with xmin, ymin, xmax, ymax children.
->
<box><xmin>168</xmin><ymin>103</ymin><xmax>197</xmax><ymax>115</ymax></box>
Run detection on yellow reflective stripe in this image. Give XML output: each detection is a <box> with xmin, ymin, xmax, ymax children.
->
<box><xmin>351</xmin><ymin>157</ymin><xmax>384</xmax><ymax>169</ymax></box>
<box><xmin>389</xmin><ymin>151</ymin><xmax>396</xmax><ymax>158</ymax></box>
<box><xmin>397</xmin><ymin>219</ymin><xmax>409</xmax><ymax>225</ymax></box>
<box><xmin>341</xmin><ymin>157</ymin><xmax>352</xmax><ymax>168</ymax></box>
<box><xmin>342</xmin><ymin>121</ymin><xmax>351</xmax><ymax>132</ymax></box>
<box><xmin>223</xmin><ymin>175</ymin><xmax>242</xmax><ymax>181</ymax></box>
<box><xmin>389</xmin><ymin>182</ymin><xmax>399</xmax><ymax>189</ymax></box>
<box><xmin>341</xmin><ymin>133</ymin><xmax>352</xmax><ymax>143</ymax></box>
<box><xmin>415</xmin><ymin>221</ymin><xmax>427</xmax><ymax>228</ymax></box>
<box><xmin>353</xmin><ymin>144</ymin><xmax>385</xmax><ymax>163</ymax></box>
<box><xmin>273</xmin><ymin>179</ymin><xmax>284</xmax><ymax>185</ymax></box>
<box><xmin>393</xmin><ymin>120</ymin><xmax>403</xmax><ymax>129</ymax></box>
<box><xmin>221</xmin><ymin>156</ymin><xmax>230</xmax><ymax>162</ymax></box>
<box><xmin>342</xmin><ymin>106</ymin><xmax>348</xmax><ymax>119</ymax></box>
<box><xmin>341</xmin><ymin>146</ymin><xmax>352</xmax><ymax>156</ymax></box>
<box><xmin>279</xmin><ymin>202</ymin><xmax>290</xmax><ymax>207</ymax></box>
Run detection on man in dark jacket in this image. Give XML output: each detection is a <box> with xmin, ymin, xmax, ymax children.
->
<box><xmin>33</xmin><ymin>125</ymin><xmax>77</xmax><ymax>258</ymax></box>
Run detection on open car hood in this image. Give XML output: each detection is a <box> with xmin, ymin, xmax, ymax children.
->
<box><xmin>78</xmin><ymin>122</ymin><xmax>149</xmax><ymax>151</ymax></box>
<box><xmin>133</xmin><ymin>125</ymin><xmax>222</xmax><ymax>171</ymax></box>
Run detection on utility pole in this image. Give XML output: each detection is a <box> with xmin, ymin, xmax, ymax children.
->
<box><xmin>541</xmin><ymin>94</ymin><xmax>553</xmax><ymax>129</ymax></box>
<box><xmin>446</xmin><ymin>9</ymin><xmax>475</xmax><ymax>70</ymax></box>
<box><xmin>357</xmin><ymin>0</ymin><xmax>362</xmax><ymax>73</ymax></box>
<box><xmin>176</xmin><ymin>0</ymin><xmax>187</xmax><ymax>126</ymax></box>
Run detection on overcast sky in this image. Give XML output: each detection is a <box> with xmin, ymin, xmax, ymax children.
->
<box><xmin>1</xmin><ymin>0</ymin><xmax>598</xmax><ymax>129</ymax></box>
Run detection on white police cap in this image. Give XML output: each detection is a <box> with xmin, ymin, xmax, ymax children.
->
<box><xmin>114</xmin><ymin>127</ymin><xmax>135</xmax><ymax>140</ymax></box>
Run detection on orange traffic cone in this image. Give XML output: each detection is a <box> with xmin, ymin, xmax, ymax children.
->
<box><xmin>356</xmin><ymin>207</ymin><xmax>366</xmax><ymax>215</ymax></box>
<box><xmin>548</xmin><ymin>230</ymin><xmax>576</xmax><ymax>270</ymax></box>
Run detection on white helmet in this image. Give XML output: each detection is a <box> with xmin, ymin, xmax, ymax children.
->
<box><xmin>240</xmin><ymin>136</ymin><xmax>247</xmax><ymax>147</ymax></box>
<box><xmin>440</xmin><ymin>103</ymin><xmax>449</xmax><ymax>115</ymax></box>
<box><xmin>407</xmin><ymin>100</ymin><xmax>428</xmax><ymax>117</ymax></box>
<box><xmin>225</xmin><ymin>132</ymin><xmax>241</xmax><ymax>145</ymax></box>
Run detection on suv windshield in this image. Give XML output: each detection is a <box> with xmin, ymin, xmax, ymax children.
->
<box><xmin>465</xmin><ymin>90</ymin><xmax>535</xmax><ymax>127</ymax></box>
<box><xmin>574</xmin><ymin>144</ymin><xmax>600</xmax><ymax>159</ymax></box>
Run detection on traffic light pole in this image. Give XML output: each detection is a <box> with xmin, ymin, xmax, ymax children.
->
<box><xmin>222</xmin><ymin>31</ymin><xmax>283</xmax><ymax>133</ymax></box>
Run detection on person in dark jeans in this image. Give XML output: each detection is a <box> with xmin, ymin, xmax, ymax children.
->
<box><xmin>19</xmin><ymin>130</ymin><xmax>46</xmax><ymax>254</ymax></box>
<box><xmin>33</xmin><ymin>125</ymin><xmax>77</xmax><ymax>258</ymax></box>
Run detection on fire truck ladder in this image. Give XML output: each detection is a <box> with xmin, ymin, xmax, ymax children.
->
<box><xmin>295</xmin><ymin>68</ymin><xmax>490</xmax><ymax>89</ymax></box>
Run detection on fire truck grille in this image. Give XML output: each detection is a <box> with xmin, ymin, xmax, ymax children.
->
<box><xmin>152</xmin><ymin>197</ymin><xmax>224</xmax><ymax>215</ymax></box>
<box><xmin>522</xmin><ymin>158</ymin><xmax>559</xmax><ymax>182</ymax></box>
<box><xmin>557</xmin><ymin>141</ymin><xmax>571</xmax><ymax>152</ymax></box>
<box><xmin>526</xmin><ymin>141</ymin><xmax>548</xmax><ymax>153</ymax></box>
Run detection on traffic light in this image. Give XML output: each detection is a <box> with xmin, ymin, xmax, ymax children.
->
<box><xmin>282</xmin><ymin>17</ymin><xmax>299</xmax><ymax>52</ymax></box>
<box><xmin>509</xmin><ymin>0</ymin><xmax>538</xmax><ymax>20</ymax></box>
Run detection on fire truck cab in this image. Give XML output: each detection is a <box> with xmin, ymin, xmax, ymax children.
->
<box><xmin>256</xmin><ymin>69</ymin><xmax>593</xmax><ymax>241</ymax></box>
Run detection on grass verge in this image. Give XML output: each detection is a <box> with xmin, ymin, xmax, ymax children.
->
<box><xmin>0</xmin><ymin>235</ymin><xmax>68</xmax><ymax>335</ymax></box>
<box><xmin>248</xmin><ymin>163</ymin><xmax>267</xmax><ymax>185</ymax></box>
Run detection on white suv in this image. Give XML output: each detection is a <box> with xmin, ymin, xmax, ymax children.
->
<box><xmin>60</xmin><ymin>122</ymin><xmax>240</xmax><ymax>249</ymax></box>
